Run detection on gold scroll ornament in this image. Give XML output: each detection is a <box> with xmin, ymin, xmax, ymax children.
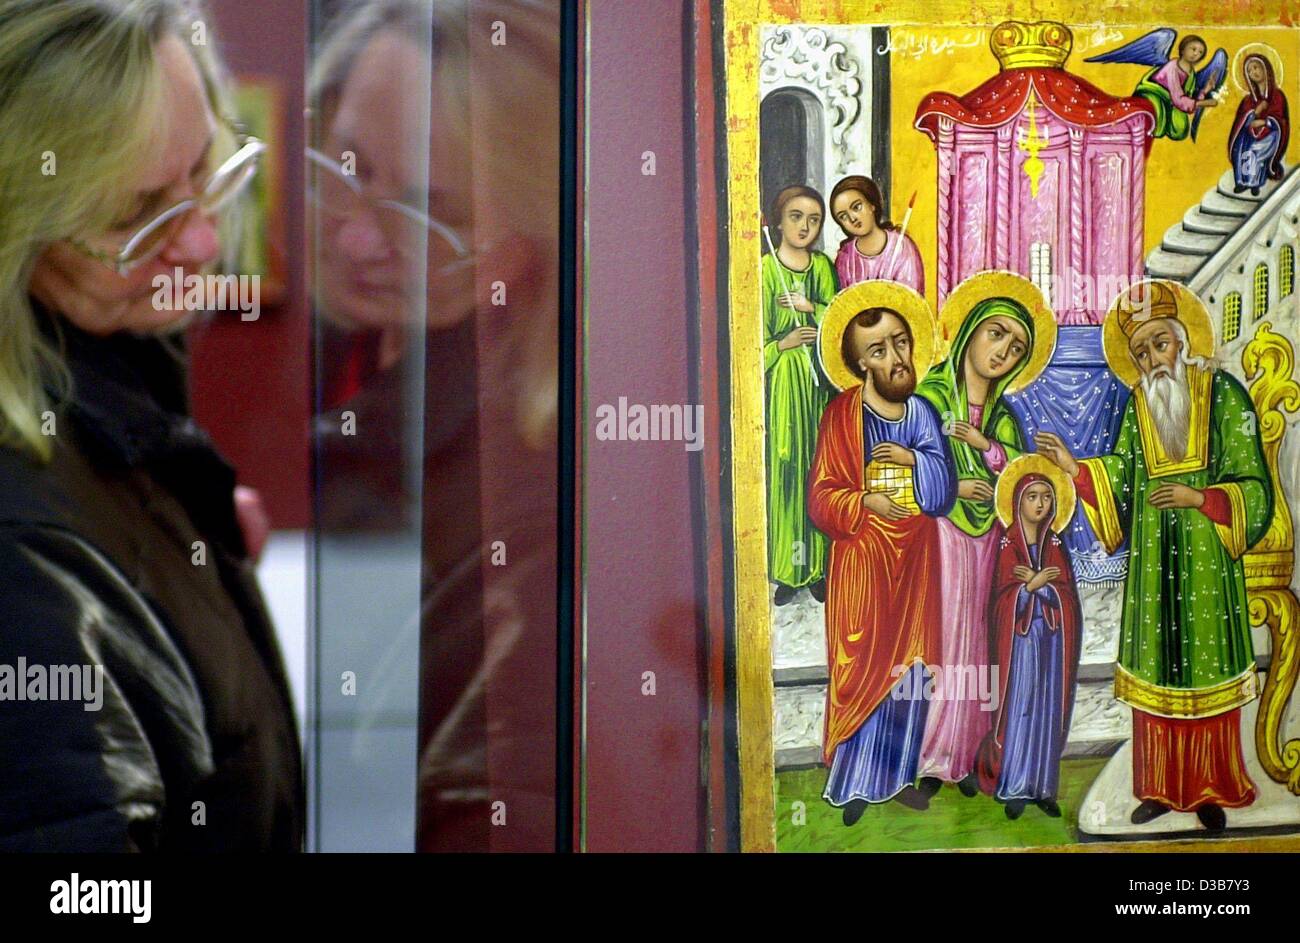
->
<box><xmin>1243</xmin><ymin>322</ymin><xmax>1300</xmax><ymax>794</ymax></box>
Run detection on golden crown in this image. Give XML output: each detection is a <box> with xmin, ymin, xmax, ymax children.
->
<box><xmin>990</xmin><ymin>20</ymin><xmax>1073</xmax><ymax>70</ymax></box>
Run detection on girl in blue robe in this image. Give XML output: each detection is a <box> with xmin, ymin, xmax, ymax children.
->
<box><xmin>976</xmin><ymin>472</ymin><xmax>1082</xmax><ymax>819</ymax></box>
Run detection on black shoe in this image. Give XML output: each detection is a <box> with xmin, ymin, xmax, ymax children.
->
<box><xmin>809</xmin><ymin>579</ymin><xmax>826</xmax><ymax>604</ymax></box>
<box><xmin>1036</xmin><ymin>797</ymin><xmax>1061</xmax><ymax>818</ymax></box>
<box><xmin>894</xmin><ymin>786</ymin><xmax>929</xmax><ymax>811</ymax></box>
<box><xmin>1131</xmin><ymin>799</ymin><xmax>1172</xmax><ymax>825</ymax></box>
<box><xmin>917</xmin><ymin>776</ymin><xmax>942</xmax><ymax>799</ymax></box>
<box><xmin>957</xmin><ymin>774</ymin><xmax>980</xmax><ymax>798</ymax></box>
<box><xmin>1005</xmin><ymin>799</ymin><xmax>1026</xmax><ymax>820</ymax></box>
<box><xmin>842</xmin><ymin>799</ymin><xmax>869</xmax><ymax>827</ymax></box>
<box><xmin>1234</xmin><ymin>183</ymin><xmax>1248</xmax><ymax>193</ymax></box>
<box><xmin>1196</xmin><ymin>804</ymin><xmax>1226</xmax><ymax>831</ymax></box>
<box><xmin>1251</xmin><ymin>187</ymin><xmax>1261</xmax><ymax>196</ymax></box>
<box><xmin>773</xmin><ymin>585</ymin><xmax>796</xmax><ymax>606</ymax></box>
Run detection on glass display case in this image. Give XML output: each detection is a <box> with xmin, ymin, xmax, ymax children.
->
<box><xmin>308</xmin><ymin>0</ymin><xmax>563</xmax><ymax>851</ymax></box>
<box><xmin>306</xmin><ymin>0</ymin><xmax>1300</xmax><ymax>854</ymax></box>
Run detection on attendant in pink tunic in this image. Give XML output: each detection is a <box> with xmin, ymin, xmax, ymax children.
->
<box><xmin>828</xmin><ymin>176</ymin><xmax>924</xmax><ymax>293</ymax></box>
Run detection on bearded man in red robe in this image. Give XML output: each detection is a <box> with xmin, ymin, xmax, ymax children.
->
<box><xmin>810</xmin><ymin>303</ymin><xmax>956</xmax><ymax>825</ymax></box>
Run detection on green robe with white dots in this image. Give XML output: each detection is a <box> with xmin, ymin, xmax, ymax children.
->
<box><xmin>1080</xmin><ymin>367</ymin><xmax>1272</xmax><ymax>718</ymax></box>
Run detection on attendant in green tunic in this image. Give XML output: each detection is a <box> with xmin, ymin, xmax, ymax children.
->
<box><xmin>763</xmin><ymin>185</ymin><xmax>837</xmax><ymax>605</ymax></box>
<box><xmin>913</xmin><ymin>289</ymin><xmax>1036</xmax><ymax>791</ymax></box>
<box><xmin>1036</xmin><ymin>282</ymin><xmax>1272</xmax><ymax>833</ymax></box>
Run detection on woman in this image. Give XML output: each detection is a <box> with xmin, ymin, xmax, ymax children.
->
<box><xmin>0</xmin><ymin>0</ymin><xmax>301</xmax><ymax>851</ymax></box>
<box><xmin>977</xmin><ymin>465</ymin><xmax>1081</xmax><ymax>819</ymax></box>
<box><xmin>915</xmin><ymin>291</ymin><xmax>1036</xmax><ymax>797</ymax></box>
<box><xmin>762</xmin><ymin>185</ymin><xmax>836</xmax><ymax>605</ymax></box>
<box><xmin>828</xmin><ymin>176</ymin><xmax>923</xmax><ymax>293</ymax></box>
<box><xmin>1229</xmin><ymin>53</ymin><xmax>1289</xmax><ymax>196</ymax></box>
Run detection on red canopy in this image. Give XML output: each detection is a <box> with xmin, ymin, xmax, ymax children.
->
<box><xmin>915</xmin><ymin>67</ymin><xmax>1155</xmax><ymax>149</ymax></box>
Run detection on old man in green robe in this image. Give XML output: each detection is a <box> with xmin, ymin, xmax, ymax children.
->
<box><xmin>1036</xmin><ymin>281</ymin><xmax>1271</xmax><ymax>833</ymax></box>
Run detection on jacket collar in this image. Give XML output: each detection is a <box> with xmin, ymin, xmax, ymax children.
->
<box><xmin>35</xmin><ymin>300</ymin><xmax>205</xmax><ymax>468</ymax></box>
<box><xmin>33</xmin><ymin>300</ymin><xmax>246</xmax><ymax>555</ymax></box>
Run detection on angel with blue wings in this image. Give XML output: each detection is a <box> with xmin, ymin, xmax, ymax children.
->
<box><xmin>1085</xmin><ymin>29</ymin><xmax>1227</xmax><ymax>141</ymax></box>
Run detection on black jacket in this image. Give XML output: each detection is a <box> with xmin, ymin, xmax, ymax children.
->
<box><xmin>0</xmin><ymin>309</ymin><xmax>303</xmax><ymax>851</ymax></box>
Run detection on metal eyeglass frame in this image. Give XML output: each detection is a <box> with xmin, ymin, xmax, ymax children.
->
<box><xmin>68</xmin><ymin>119</ymin><xmax>266</xmax><ymax>276</ymax></box>
<box><xmin>305</xmin><ymin>146</ymin><xmax>469</xmax><ymax>259</ymax></box>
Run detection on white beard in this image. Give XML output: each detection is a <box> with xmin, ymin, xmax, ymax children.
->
<box><xmin>1141</xmin><ymin>358</ymin><xmax>1192</xmax><ymax>461</ymax></box>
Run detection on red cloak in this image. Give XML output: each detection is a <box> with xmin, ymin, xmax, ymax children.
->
<box><xmin>1229</xmin><ymin>54</ymin><xmax>1290</xmax><ymax>181</ymax></box>
<box><xmin>807</xmin><ymin>386</ymin><xmax>943</xmax><ymax>763</ymax></box>
<box><xmin>975</xmin><ymin>476</ymin><xmax>1082</xmax><ymax>794</ymax></box>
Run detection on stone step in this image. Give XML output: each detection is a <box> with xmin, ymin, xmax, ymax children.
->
<box><xmin>773</xmin><ymin>647</ymin><xmax>1276</xmax><ymax>773</ymax></box>
<box><xmin>1201</xmin><ymin>188</ymin><xmax>1255</xmax><ymax>218</ymax></box>
<box><xmin>1217</xmin><ymin>167</ymin><xmax>1283</xmax><ymax>202</ymax></box>
<box><xmin>1144</xmin><ymin>246</ymin><xmax>1207</xmax><ymax>281</ymax></box>
<box><xmin>1183</xmin><ymin>205</ymin><xmax>1241</xmax><ymax>236</ymax></box>
<box><xmin>775</xmin><ymin>746</ymin><xmax>822</xmax><ymax>770</ymax></box>
<box><xmin>1161</xmin><ymin>223</ymin><xmax>1224</xmax><ymax>256</ymax></box>
<box><xmin>773</xmin><ymin>677</ymin><xmax>1128</xmax><ymax>770</ymax></box>
<box><xmin>774</xmin><ymin>665</ymin><xmax>828</xmax><ymax>686</ymax></box>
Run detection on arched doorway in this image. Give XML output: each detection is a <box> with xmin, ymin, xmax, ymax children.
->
<box><xmin>760</xmin><ymin>88</ymin><xmax>826</xmax><ymax>248</ymax></box>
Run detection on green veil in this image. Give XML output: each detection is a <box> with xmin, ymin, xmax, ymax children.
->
<box><xmin>916</xmin><ymin>296</ymin><xmax>1035</xmax><ymax>536</ymax></box>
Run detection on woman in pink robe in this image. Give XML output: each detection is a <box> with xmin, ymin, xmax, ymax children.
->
<box><xmin>914</xmin><ymin>297</ymin><xmax>1037</xmax><ymax>796</ymax></box>
<box><xmin>828</xmin><ymin>176</ymin><xmax>924</xmax><ymax>293</ymax></box>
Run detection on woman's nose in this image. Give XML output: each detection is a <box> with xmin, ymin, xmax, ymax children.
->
<box><xmin>160</xmin><ymin>210</ymin><xmax>221</xmax><ymax>268</ymax></box>
<box><xmin>334</xmin><ymin>213</ymin><xmax>393</xmax><ymax>264</ymax></box>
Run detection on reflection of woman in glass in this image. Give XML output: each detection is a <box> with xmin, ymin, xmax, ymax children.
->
<box><xmin>310</xmin><ymin>0</ymin><xmax>560</xmax><ymax>851</ymax></box>
<box><xmin>762</xmin><ymin>185</ymin><xmax>835</xmax><ymax>606</ymax></box>
<box><xmin>0</xmin><ymin>0</ymin><xmax>301</xmax><ymax>850</ymax></box>
<box><xmin>1229</xmin><ymin>52</ymin><xmax>1289</xmax><ymax>196</ymax></box>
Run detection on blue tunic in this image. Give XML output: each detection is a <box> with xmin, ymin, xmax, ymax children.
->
<box><xmin>860</xmin><ymin>396</ymin><xmax>956</xmax><ymax>518</ymax></box>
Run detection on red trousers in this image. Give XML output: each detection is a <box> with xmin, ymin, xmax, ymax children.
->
<box><xmin>1132</xmin><ymin>709</ymin><xmax>1257</xmax><ymax>811</ymax></box>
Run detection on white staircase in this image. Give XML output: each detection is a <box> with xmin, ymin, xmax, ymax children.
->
<box><xmin>1146</xmin><ymin>168</ymin><xmax>1291</xmax><ymax>283</ymax></box>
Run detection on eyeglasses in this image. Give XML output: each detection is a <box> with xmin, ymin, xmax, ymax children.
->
<box><xmin>69</xmin><ymin>121</ymin><xmax>265</xmax><ymax>276</ymax></box>
<box><xmin>306</xmin><ymin>147</ymin><xmax>469</xmax><ymax>259</ymax></box>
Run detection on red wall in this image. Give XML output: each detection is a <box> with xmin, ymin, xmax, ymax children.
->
<box><xmin>189</xmin><ymin>2</ymin><xmax>310</xmax><ymax>530</ymax></box>
<box><xmin>582</xmin><ymin>0</ymin><xmax>709</xmax><ymax>851</ymax></box>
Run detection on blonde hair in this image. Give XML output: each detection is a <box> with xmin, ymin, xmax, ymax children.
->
<box><xmin>0</xmin><ymin>0</ymin><xmax>230</xmax><ymax>461</ymax></box>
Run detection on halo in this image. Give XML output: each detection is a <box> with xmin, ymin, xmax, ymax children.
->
<box><xmin>938</xmin><ymin>270</ymin><xmax>1057</xmax><ymax>393</ymax></box>
<box><xmin>1233</xmin><ymin>43</ymin><xmax>1283</xmax><ymax>95</ymax></box>
<box><xmin>1101</xmin><ymin>279</ymin><xmax>1215</xmax><ymax>388</ymax></box>
<box><xmin>994</xmin><ymin>453</ymin><xmax>1077</xmax><ymax>534</ymax></box>
<box><xmin>817</xmin><ymin>280</ymin><xmax>938</xmax><ymax>392</ymax></box>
